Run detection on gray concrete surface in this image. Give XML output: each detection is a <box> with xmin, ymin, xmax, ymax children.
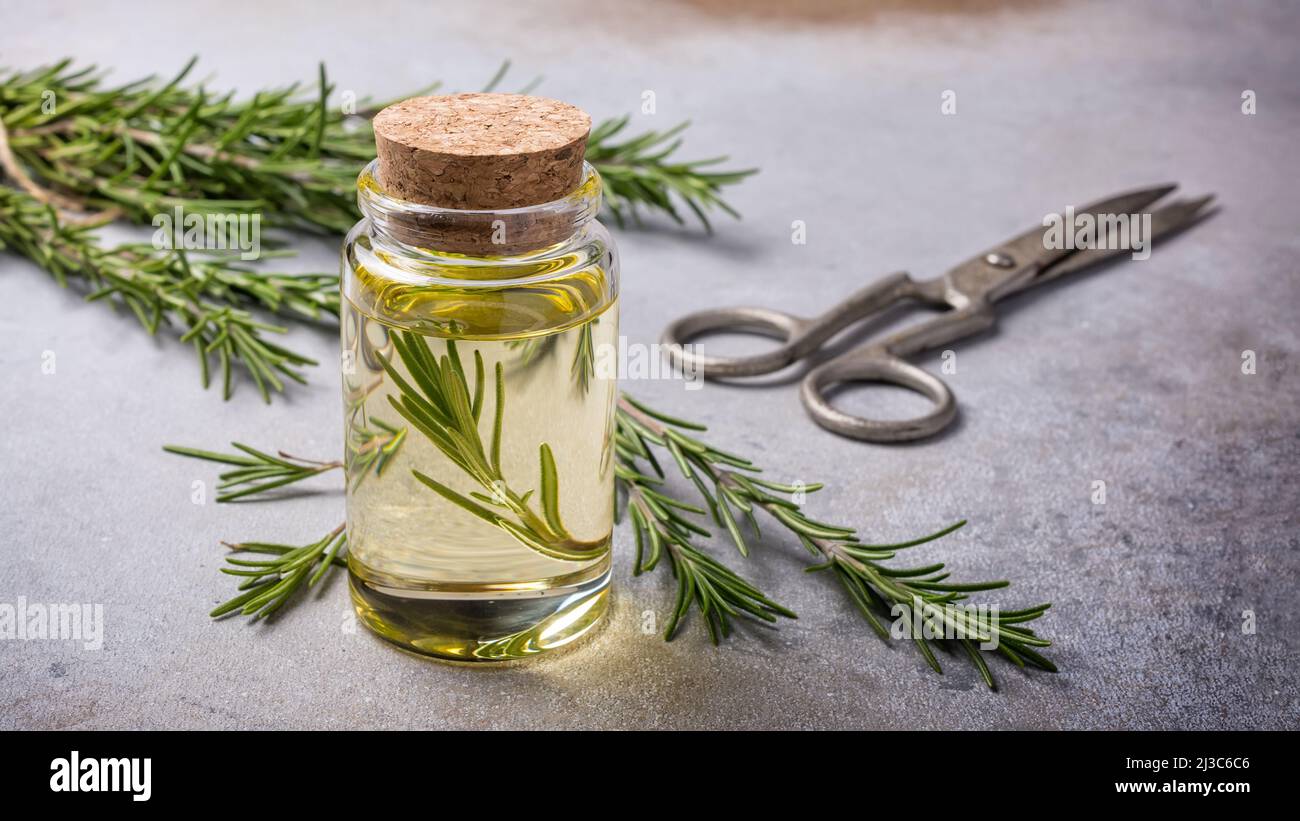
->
<box><xmin>1</xmin><ymin>0</ymin><xmax>1297</xmax><ymax>730</ymax></box>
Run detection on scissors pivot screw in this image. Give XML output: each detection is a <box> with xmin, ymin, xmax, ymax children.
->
<box><xmin>984</xmin><ymin>252</ymin><xmax>1015</xmax><ymax>268</ymax></box>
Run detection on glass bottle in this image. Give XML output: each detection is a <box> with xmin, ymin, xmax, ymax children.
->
<box><xmin>340</xmin><ymin>95</ymin><xmax>618</xmax><ymax>661</ymax></box>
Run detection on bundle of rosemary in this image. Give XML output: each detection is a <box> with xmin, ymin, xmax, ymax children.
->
<box><xmin>2</xmin><ymin>58</ymin><xmax>1055</xmax><ymax>688</ymax></box>
<box><xmin>0</xmin><ymin>58</ymin><xmax>754</xmax><ymax>399</ymax></box>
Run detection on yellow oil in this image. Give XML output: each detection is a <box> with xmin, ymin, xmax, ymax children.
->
<box><xmin>341</xmin><ymin>237</ymin><xmax>618</xmax><ymax>661</ymax></box>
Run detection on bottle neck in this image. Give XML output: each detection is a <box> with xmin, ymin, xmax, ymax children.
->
<box><xmin>356</xmin><ymin>159</ymin><xmax>602</xmax><ymax>258</ymax></box>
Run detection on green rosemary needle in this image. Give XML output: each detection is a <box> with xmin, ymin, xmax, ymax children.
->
<box><xmin>570</xmin><ymin>321</ymin><xmax>597</xmax><ymax>393</ymax></box>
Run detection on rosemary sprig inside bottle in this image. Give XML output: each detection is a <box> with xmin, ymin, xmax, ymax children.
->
<box><xmin>506</xmin><ymin>317</ymin><xmax>599</xmax><ymax>395</ymax></box>
<box><xmin>378</xmin><ymin>329</ymin><xmax>607</xmax><ymax>563</ymax></box>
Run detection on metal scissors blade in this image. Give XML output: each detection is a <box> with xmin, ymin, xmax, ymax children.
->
<box><xmin>952</xmin><ymin>183</ymin><xmax>1182</xmax><ymax>305</ymax></box>
<box><xmin>660</xmin><ymin>185</ymin><xmax>1216</xmax><ymax>443</ymax></box>
<box><xmin>1032</xmin><ymin>193</ymin><xmax>1217</xmax><ymax>286</ymax></box>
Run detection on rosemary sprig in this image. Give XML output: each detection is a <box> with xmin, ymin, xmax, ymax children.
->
<box><xmin>614</xmin><ymin>396</ymin><xmax>1055</xmax><ymax>688</ymax></box>
<box><xmin>506</xmin><ymin>318</ymin><xmax>599</xmax><ymax>395</ymax></box>
<box><xmin>617</xmin><ymin>461</ymin><xmax>795</xmax><ymax>642</ymax></box>
<box><xmin>346</xmin><ymin>417</ymin><xmax>407</xmax><ymax>488</ymax></box>
<box><xmin>0</xmin><ymin>186</ymin><xmax>321</xmax><ymax>401</ymax></box>
<box><xmin>211</xmin><ymin>523</ymin><xmax>347</xmax><ymax>620</ymax></box>
<box><xmin>585</xmin><ymin>116</ymin><xmax>756</xmax><ymax>231</ymax></box>
<box><xmin>162</xmin><ymin>443</ymin><xmax>339</xmax><ymax>502</ymax></box>
<box><xmin>380</xmin><ymin>330</ymin><xmax>607</xmax><ymax>562</ymax></box>
<box><xmin>505</xmin><ymin>335</ymin><xmax>556</xmax><ymax>369</ymax></box>
<box><xmin>570</xmin><ymin>321</ymin><xmax>596</xmax><ymax>393</ymax></box>
<box><xmin>164</xmin><ymin>419</ymin><xmax>404</xmax><ymax>502</ymax></box>
<box><xmin>1</xmin><ymin>58</ymin><xmax>755</xmax><ymax>233</ymax></box>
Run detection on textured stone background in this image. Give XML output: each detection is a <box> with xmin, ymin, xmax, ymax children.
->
<box><xmin>1</xmin><ymin>0</ymin><xmax>1296</xmax><ymax>729</ymax></box>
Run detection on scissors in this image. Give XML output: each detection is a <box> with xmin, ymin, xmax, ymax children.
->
<box><xmin>661</xmin><ymin>185</ymin><xmax>1215</xmax><ymax>442</ymax></box>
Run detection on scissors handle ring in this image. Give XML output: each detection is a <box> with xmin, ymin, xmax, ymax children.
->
<box><xmin>661</xmin><ymin>272</ymin><xmax>924</xmax><ymax>379</ymax></box>
<box><xmin>800</xmin><ymin>354</ymin><xmax>957</xmax><ymax>442</ymax></box>
<box><xmin>661</xmin><ymin>306</ymin><xmax>811</xmax><ymax>378</ymax></box>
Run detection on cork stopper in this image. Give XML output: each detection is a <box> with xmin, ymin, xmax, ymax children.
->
<box><xmin>373</xmin><ymin>93</ymin><xmax>592</xmax><ymax>210</ymax></box>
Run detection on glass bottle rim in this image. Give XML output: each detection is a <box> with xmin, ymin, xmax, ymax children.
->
<box><xmin>357</xmin><ymin>158</ymin><xmax>603</xmax><ymax>227</ymax></box>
